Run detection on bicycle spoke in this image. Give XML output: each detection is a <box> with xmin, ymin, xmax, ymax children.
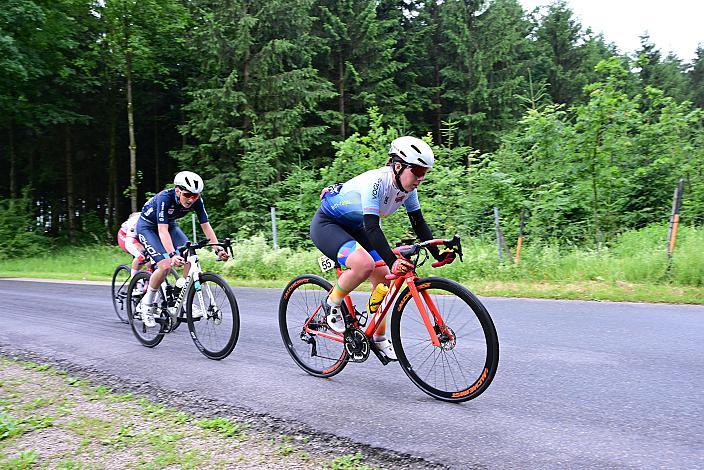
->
<box><xmin>393</xmin><ymin>279</ymin><xmax>498</xmax><ymax>402</ymax></box>
<box><xmin>279</xmin><ymin>276</ymin><xmax>347</xmax><ymax>378</ymax></box>
<box><xmin>187</xmin><ymin>273</ymin><xmax>239</xmax><ymax>360</ymax></box>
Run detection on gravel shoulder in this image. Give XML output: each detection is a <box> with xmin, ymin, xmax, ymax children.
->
<box><xmin>0</xmin><ymin>350</ymin><xmax>442</xmax><ymax>469</ymax></box>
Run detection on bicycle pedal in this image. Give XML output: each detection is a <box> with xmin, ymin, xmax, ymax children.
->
<box><xmin>369</xmin><ymin>341</ymin><xmax>391</xmax><ymax>366</ymax></box>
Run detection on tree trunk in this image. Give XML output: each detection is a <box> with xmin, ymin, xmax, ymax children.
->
<box><xmin>126</xmin><ymin>54</ymin><xmax>138</xmax><ymax>212</ymax></box>
<box><xmin>108</xmin><ymin>88</ymin><xmax>118</xmax><ymax>229</ymax></box>
<box><xmin>154</xmin><ymin>108</ymin><xmax>159</xmax><ymax>190</ymax></box>
<box><xmin>338</xmin><ymin>52</ymin><xmax>346</xmax><ymax>139</ymax></box>
<box><xmin>431</xmin><ymin>4</ymin><xmax>442</xmax><ymax>145</ymax></box>
<box><xmin>65</xmin><ymin>124</ymin><xmax>77</xmax><ymax>244</ymax></box>
<box><xmin>9</xmin><ymin>121</ymin><xmax>16</xmax><ymax>198</ymax></box>
<box><xmin>243</xmin><ymin>55</ymin><xmax>251</xmax><ymax>134</ymax></box>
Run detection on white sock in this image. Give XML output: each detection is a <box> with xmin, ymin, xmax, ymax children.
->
<box><xmin>130</xmin><ymin>268</ymin><xmax>139</xmax><ymax>277</ymax></box>
<box><xmin>373</xmin><ymin>335</ymin><xmax>387</xmax><ymax>342</ymax></box>
<box><xmin>144</xmin><ymin>287</ymin><xmax>159</xmax><ymax>305</ymax></box>
<box><xmin>327</xmin><ymin>297</ymin><xmax>341</xmax><ymax>308</ymax></box>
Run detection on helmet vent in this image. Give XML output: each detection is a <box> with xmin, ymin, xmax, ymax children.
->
<box><xmin>411</xmin><ymin>144</ymin><xmax>421</xmax><ymax>153</ymax></box>
<box><xmin>185</xmin><ymin>177</ymin><xmax>192</xmax><ymax>187</ymax></box>
<box><xmin>399</xmin><ymin>150</ymin><xmax>407</xmax><ymax>158</ymax></box>
<box><xmin>417</xmin><ymin>158</ymin><xmax>427</xmax><ymax>165</ymax></box>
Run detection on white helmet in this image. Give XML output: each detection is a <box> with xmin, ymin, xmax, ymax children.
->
<box><xmin>389</xmin><ymin>136</ymin><xmax>434</xmax><ymax>168</ymax></box>
<box><xmin>174</xmin><ymin>171</ymin><xmax>204</xmax><ymax>194</ymax></box>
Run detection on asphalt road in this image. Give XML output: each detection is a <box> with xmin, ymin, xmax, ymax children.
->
<box><xmin>1</xmin><ymin>279</ymin><xmax>702</xmax><ymax>469</ymax></box>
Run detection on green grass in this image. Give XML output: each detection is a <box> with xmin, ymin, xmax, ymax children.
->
<box><xmin>195</xmin><ymin>417</ymin><xmax>246</xmax><ymax>440</ymax></box>
<box><xmin>329</xmin><ymin>452</ymin><xmax>373</xmax><ymax>470</ymax></box>
<box><xmin>1</xmin><ymin>224</ymin><xmax>703</xmax><ymax>303</ymax></box>
<box><xmin>0</xmin><ymin>450</ymin><xmax>38</xmax><ymax>469</ymax></box>
<box><xmin>0</xmin><ymin>358</ymin><xmax>318</xmax><ymax>468</ymax></box>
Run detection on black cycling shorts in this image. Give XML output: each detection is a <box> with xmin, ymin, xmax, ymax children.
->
<box><xmin>310</xmin><ymin>208</ymin><xmax>381</xmax><ymax>265</ymax></box>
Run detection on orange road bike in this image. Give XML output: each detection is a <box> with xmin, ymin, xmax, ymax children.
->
<box><xmin>279</xmin><ymin>236</ymin><xmax>499</xmax><ymax>402</ymax></box>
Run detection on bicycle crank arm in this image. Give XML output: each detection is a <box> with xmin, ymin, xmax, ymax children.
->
<box><xmin>369</xmin><ymin>341</ymin><xmax>391</xmax><ymax>366</ymax></box>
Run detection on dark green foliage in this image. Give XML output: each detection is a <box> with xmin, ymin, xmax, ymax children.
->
<box><xmin>0</xmin><ymin>189</ymin><xmax>49</xmax><ymax>259</ymax></box>
<box><xmin>1</xmin><ymin>0</ymin><xmax>703</xmax><ymax>260</ymax></box>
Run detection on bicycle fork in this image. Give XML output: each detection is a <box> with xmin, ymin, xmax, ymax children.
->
<box><xmin>365</xmin><ymin>277</ymin><xmax>443</xmax><ymax>347</ymax></box>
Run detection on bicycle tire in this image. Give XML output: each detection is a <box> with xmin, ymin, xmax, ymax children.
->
<box><xmin>391</xmin><ymin>277</ymin><xmax>499</xmax><ymax>402</ymax></box>
<box><xmin>279</xmin><ymin>274</ymin><xmax>349</xmax><ymax>378</ymax></box>
<box><xmin>186</xmin><ymin>272</ymin><xmax>240</xmax><ymax>360</ymax></box>
<box><xmin>126</xmin><ymin>271</ymin><xmax>165</xmax><ymax>348</ymax></box>
<box><xmin>111</xmin><ymin>264</ymin><xmax>131</xmax><ymax>323</ymax></box>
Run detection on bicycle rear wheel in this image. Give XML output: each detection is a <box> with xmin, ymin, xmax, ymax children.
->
<box><xmin>279</xmin><ymin>274</ymin><xmax>348</xmax><ymax>378</ymax></box>
<box><xmin>186</xmin><ymin>273</ymin><xmax>239</xmax><ymax>360</ymax></box>
<box><xmin>111</xmin><ymin>264</ymin><xmax>131</xmax><ymax>323</ymax></box>
<box><xmin>126</xmin><ymin>271</ymin><xmax>165</xmax><ymax>348</ymax></box>
<box><xmin>391</xmin><ymin>277</ymin><xmax>499</xmax><ymax>402</ymax></box>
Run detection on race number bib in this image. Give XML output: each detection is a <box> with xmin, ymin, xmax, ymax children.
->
<box><xmin>318</xmin><ymin>255</ymin><xmax>334</xmax><ymax>273</ymax></box>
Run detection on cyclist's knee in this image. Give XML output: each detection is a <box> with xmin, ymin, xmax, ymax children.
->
<box><xmin>156</xmin><ymin>258</ymin><xmax>172</xmax><ymax>271</ymax></box>
<box><xmin>347</xmin><ymin>251</ymin><xmax>375</xmax><ymax>278</ymax></box>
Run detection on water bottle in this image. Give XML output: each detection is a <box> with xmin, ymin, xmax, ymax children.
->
<box><xmin>366</xmin><ymin>284</ymin><xmax>389</xmax><ymax>315</ymax></box>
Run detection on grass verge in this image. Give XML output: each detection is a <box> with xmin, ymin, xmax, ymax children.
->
<box><xmin>0</xmin><ymin>357</ymin><xmax>376</xmax><ymax>469</ymax></box>
<box><xmin>1</xmin><ymin>226</ymin><xmax>703</xmax><ymax>304</ymax></box>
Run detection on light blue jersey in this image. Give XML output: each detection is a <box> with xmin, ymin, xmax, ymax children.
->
<box><xmin>320</xmin><ymin>167</ymin><xmax>420</xmax><ymax>229</ymax></box>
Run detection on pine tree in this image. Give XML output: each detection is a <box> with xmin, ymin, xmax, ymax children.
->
<box><xmin>636</xmin><ymin>34</ymin><xmax>690</xmax><ymax>103</ymax></box>
<box><xmin>690</xmin><ymin>45</ymin><xmax>704</xmax><ymax>109</ymax></box>
<box><xmin>313</xmin><ymin>0</ymin><xmax>404</xmax><ymax>140</ymax></box>
<box><xmin>533</xmin><ymin>0</ymin><xmax>591</xmax><ymax>105</ymax></box>
<box><xmin>177</xmin><ymin>0</ymin><xmax>335</xmax><ymax>235</ymax></box>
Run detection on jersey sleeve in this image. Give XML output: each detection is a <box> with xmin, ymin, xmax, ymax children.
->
<box><xmin>195</xmin><ymin>199</ymin><xmax>209</xmax><ymax>224</ymax></box>
<box><xmin>403</xmin><ymin>189</ymin><xmax>421</xmax><ymax>212</ymax></box>
<box><xmin>360</xmin><ymin>176</ymin><xmax>383</xmax><ymax>216</ymax></box>
<box><xmin>156</xmin><ymin>192</ymin><xmax>170</xmax><ymax>224</ymax></box>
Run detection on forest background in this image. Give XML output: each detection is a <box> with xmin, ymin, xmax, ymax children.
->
<box><xmin>1</xmin><ymin>0</ymin><xmax>703</xmax><ymax>298</ymax></box>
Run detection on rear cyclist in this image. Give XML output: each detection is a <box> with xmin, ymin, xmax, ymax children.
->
<box><xmin>136</xmin><ymin>171</ymin><xmax>229</xmax><ymax>327</ymax></box>
<box><xmin>310</xmin><ymin>136</ymin><xmax>455</xmax><ymax>360</ymax></box>
<box><xmin>117</xmin><ymin>212</ymin><xmax>147</xmax><ymax>278</ymax></box>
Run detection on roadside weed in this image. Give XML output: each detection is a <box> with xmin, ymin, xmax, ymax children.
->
<box><xmin>0</xmin><ymin>450</ymin><xmax>38</xmax><ymax>469</ymax></box>
<box><xmin>195</xmin><ymin>417</ymin><xmax>246</xmax><ymax>440</ymax></box>
<box><xmin>330</xmin><ymin>452</ymin><xmax>373</xmax><ymax>470</ymax></box>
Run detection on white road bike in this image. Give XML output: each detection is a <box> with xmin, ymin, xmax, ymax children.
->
<box><xmin>126</xmin><ymin>238</ymin><xmax>239</xmax><ymax>360</ymax></box>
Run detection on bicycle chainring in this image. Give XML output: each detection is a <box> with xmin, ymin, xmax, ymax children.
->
<box><xmin>344</xmin><ymin>328</ymin><xmax>370</xmax><ymax>362</ymax></box>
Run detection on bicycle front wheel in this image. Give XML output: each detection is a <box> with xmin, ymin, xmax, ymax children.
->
<box><xmin>391</xmin><ymin>277</ymin><xmax>499</xmax><ymax>402</ymax></box>
<box><xmin>186</xmin><ymin>273</ymin><xmax>240</xmax><ymax>360</ymax></box>
<box><xmin>278</xmin><ymin>274</ymin><xmax>348</xmax><ymax>378</ymax></box>
<box><xmin>111</xmin><ymin>264</ymin><xmax>131</xmax><ymax>323</ymax></box>
<box><xmin>126</xmin><ymin>271</ymin><xmax>165</xmax><ymax>348</ymax></box>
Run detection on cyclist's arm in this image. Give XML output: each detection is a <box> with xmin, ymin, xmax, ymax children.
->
<box><xmin>199</xmin><ymin>221</ymin><xmax>219</xmax><ymax>245</ymax></box>
<box><xmin>407</xmin><ymin>209</ymin><xmax>440</xmax><ymax>258</ymax></box>
<box><xmin>362</xmin><ymin>214</ymin><xmax>396</xmax><ymax>268</ymax></box>
<box><xmin>157</xmin><ymin>223</ymin><xmax>176</xmax><ymax>256</ymax></box>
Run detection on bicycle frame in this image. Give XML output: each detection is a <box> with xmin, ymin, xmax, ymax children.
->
<box><xmin>162</xmin><ymin>238</ymin><xmax>233</xmax><ymax>325</ymax></box>
<box><xmin>304</xmin><ymin>257</ymin><xmax>450</xmax><ymax>348</ymax></box>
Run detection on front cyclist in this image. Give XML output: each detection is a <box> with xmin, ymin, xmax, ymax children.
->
<box><xmin>136</xmin><ymin>171</ymin><xmax>229</xmax><ymax>327</ymax></box>
<box><xmin>310</xmin><ymin>136</ymin><xmax>455</xmax><ymax>360</ymax></box>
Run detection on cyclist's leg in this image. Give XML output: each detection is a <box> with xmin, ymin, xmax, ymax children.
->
<box><xmin>169</xmin><ymin>224</ymin><xmax>190</xmax><ymax>275</ymax></box>
<box><xmin>125</xmin><ymin>237</ymin><xmax>145</xmax><ymax>276</ymax></box>
<box><xmin>310</xmin><ymin>210</ymin><xmax>374</xmax><ymax>307</ymax></box>
<box><xmin>136</xmin><ymin>219</ymin><xmax>171</xmax><ymax>297</ymax></box>
<box><xmin>352</xmin><ymin>231</ymin><xmax>392</xmax><ymax>337</ymax></box>
<box><xmin>350</xmin><ymin>232</ymin><xmax>396</xmax><ymax>358</ymax></box>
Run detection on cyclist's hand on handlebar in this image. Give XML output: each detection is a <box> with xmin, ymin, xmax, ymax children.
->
<box><xmin>170</xmin><ymin>255</ymin><xmax>185</xmax><ymax>267</ymax></box>
<box><xmin>432</xmin><ymin>248</ymin><xmax>456</xmax><ymax>268</ymax></box>
<box><xmin>390</xmin><ymin>258</ymin><xmax>414</xmax><ymax>276</ymax></box>
<box><xmin>214</xmin><ymin>247</ymin><xmax>230</xmax><ymax>261</ymax></box>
